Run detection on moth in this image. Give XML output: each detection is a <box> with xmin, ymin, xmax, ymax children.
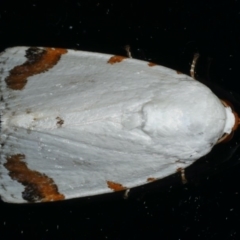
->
<box><xmin>0</xmin><ymin>47</ymin><xmax>238</xmax><ymax>203</ymax></box>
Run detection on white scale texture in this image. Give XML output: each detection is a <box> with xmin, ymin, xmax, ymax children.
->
<box><xmin>0</xmin><ymin>47</ymin><xmax>235</xmax><ymax>203</ymax></box>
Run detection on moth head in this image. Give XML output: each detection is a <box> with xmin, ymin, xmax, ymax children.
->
<box><xmin>217</xmin><ymin>100</ymin><xmax>239</xmax><ymax>143</ymax></box>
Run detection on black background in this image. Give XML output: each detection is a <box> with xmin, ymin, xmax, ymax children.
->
<box><xmin>1</xmin><ymin>1</ymin><xmax>240</xmax><ymax>239</ymax></box>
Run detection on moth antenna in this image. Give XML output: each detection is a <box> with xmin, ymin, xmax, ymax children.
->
<box><xmin>190</xmin><ymin>53</ymin><xmax>200</xmax><ymax>79</ymax></box>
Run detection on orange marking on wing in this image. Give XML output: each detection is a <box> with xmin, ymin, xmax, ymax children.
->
<box><xmin>107</xmin><ymin>181</ymin><xmax>127</xmax><ymax>191</ymax></box>
<box><xmin>107</xmin><ymin>55</ymin><xmax>126</xmax><ymax>64</ymax></box>
<box><xmin>5</xmin><ymin>47</ymin><xmax>67</xmax><ymax>90</ymax></box>
<box><xmin>148</xmin><ymin>62</ymin><xmax>157</xmax><ymax>67</ymax></box>
<box><xmin>4</xmin><ymin>154</ymin><xmax>65</xmax><ymax>202</ymax></box>
<box><xmin>147</xmin><ymin>177</ymin><xmax>157</xmax><ymax>182</ymax></box>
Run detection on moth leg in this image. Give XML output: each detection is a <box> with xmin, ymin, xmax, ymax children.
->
<box><xmin>190</xmin><ymin>53</ymin><xmax>200</xmax><ymax>79</ymax></box>
<box><xmin>123</xmin><ymin>188</ymin><xmax>130</xmax><ymax>199</ymax></box>
<box><xmin>177</xmin><ymin>168</ymin><xmax>188</xmax><ymax>184</ymax></box>
<box><xmin>124</xmin><ymin>45</ymin><xmax>132</xmax><ymax>58</ymax></box>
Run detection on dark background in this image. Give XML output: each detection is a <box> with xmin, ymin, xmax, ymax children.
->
<box><xmin>1</xmin><ymin>1</ymin><xmax>240</xmax><ymax>239</ymax></box>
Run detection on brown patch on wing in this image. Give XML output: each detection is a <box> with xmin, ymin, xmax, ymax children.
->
<box><xmin>107</xmin><ymin>55</ymin><xmax>126</xmax><ymax>64</ymax></box>
<box><xmin>56</xmin><ymin>117</ymin><xmax>64</xmax><ymax>127</ymax></box>
<box><xmin>176</xmin><ymin>70</ymin><xmax>183</xmax><ymax>74</ymax></box>
<box><xmin>147</xmin><ymin>177</ymin><xmax>157</xmax><ymax>182</ymax></box>
<box><xmin>4</xmin><ymin>154</ymin><xmax>65</xmax><ymax>202</ymax></box>
<box><xmin>107</xmin><ymin>181</ymin><xmax>127</xmax><ymax>191</ymax></box>
<box><xmin>5</xmin><ymin>47</ymin><xmax>68</xmax><ymax>90</ymax></box>
<box><xmin>148</xmin><ymin>62</ymin><xmax>157</xmax><ymax>67</ymax></box>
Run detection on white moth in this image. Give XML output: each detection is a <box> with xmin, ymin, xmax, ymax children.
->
<box><xmin>0</xmin><ymin>47</ymin><xmax>238</xmax><ymax>203</ymax></box>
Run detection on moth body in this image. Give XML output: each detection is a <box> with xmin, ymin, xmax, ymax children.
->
<box><xmin>0</xmin><ymin>47</ymin><xmax>237</xmax><ymax>203</ymax></box>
